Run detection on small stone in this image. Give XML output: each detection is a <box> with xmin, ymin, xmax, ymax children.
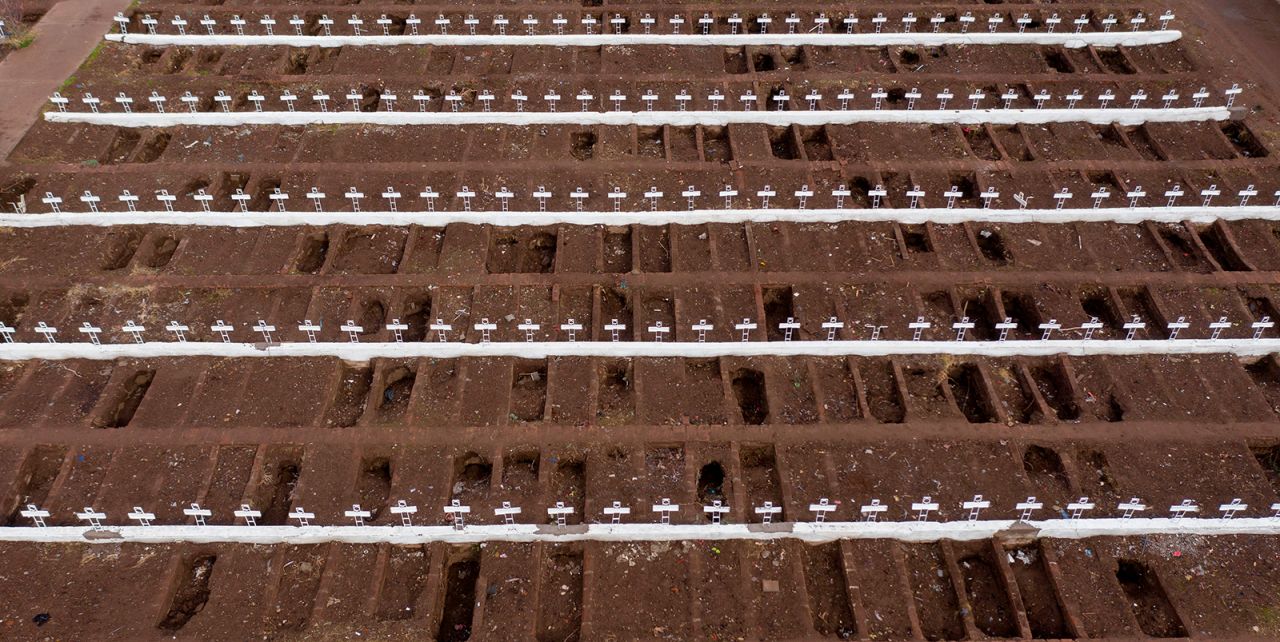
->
<box><xmin>761</xmin><ymin>579</ymin><xmax>780</xmax><ymax>593</ymax></box>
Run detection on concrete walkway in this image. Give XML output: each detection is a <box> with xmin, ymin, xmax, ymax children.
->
<box><xmin>0</xmin><ymin>0</ymin><xmax>132</xmax><ymax>161</ymax></box>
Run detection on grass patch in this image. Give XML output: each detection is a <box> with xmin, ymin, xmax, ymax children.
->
<box><xmin>11</xmin><ymin>32</ymin><xmax>34</xmax><ymax>49</ymax></box>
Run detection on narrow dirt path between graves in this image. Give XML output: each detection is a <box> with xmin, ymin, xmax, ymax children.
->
<box><xmin>0</xmin><ymin>0</ymin><xmax>132</xmax><ymax>162</ymax></box>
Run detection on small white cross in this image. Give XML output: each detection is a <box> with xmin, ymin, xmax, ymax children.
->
<box><xmin>735</xmin><ymin>318</ymin><xmax>757</xmax><ymax>342</ymax></box>
<box><xmin>494</xmin><ymin>501</ymin><xmax>522</xmax><ymax>525</ymax></box>
<box><xmin>1209</xmin><ymin>317</ymin><xmax>1232</xmax><ymax>340</ymax></box>
<box><xmin>345</xmin><ymin>504</ymin><xmax>372</xmax><ymax>526</ymax></box>
<box><xmin>703</xmin><ymin>500</ymin><xmax>730</xmax><ymax>525</ymax></box>
<box><xmin>79</xmin><ymin>322</ymin><xmax>102</xmax><ymax>345</ymax></box>
<box><xmin>234</xmin><ymin>504</ymin><xmax>261</xmax><ymax>526</ymax></box>
<box><xmin>289</xmin><ymin>507</ymin><xmax>316</xmax><ymax>527</ymax></box>
<box><xmin>390</xmin><ymin>500</ymin><xmax>418</xmax><ymax>526</ymax></box>
<box><xmin>385</xmin><ymin>319</ymin><xmax>408</xmax><ymax>342</ymax></box>
<box><xmin>534</xmin><ymin>187</ymin><xmax>553</xmax><ymax>212</ymax></box>
<box><xmin>1118</xmin><ymin>498</ymin><xmax>1147</xmax><ymax>519</ymax></box>
<box><xmin>122</xmin><ymin>320</ymin><xmax>146</xmax><ymax>344</ymax></box>
<box><xmin>127</xmin><ymin>506</ymin><xmax>156</xmax><ymax>526</ymax></box>
<box><xmin>1253</xmin><ymin>316</ymin><xmax>1275</xmax><ymax>340</ymax></box>
<box><xmin>1082</xmin><ymin>317</ymin><xmax>1105</xmax><ymax>340</ymax></box>
<box><xmin>1066</xmin><ymin>497</ymin><xmax>1095</xmax><ymax>519</ymax></box>
<box><xmin>1239</xmin><ymin>185</ymin><xmax>1259</xmax><ymax>207</ymax></box>
<box><xmin>1166</xmin><ymin>316</ymin><xmax>1190</xmax><ymax>340</ymax></box>
<box><xmin>908</xmin><ymin>317</ymin><xmax>931</xmax><ymax>341</ymax></box>
<box><xmin>560</xmin><ymin>319</ymin><xmax>583</xmax><ymax>342</ymax></box>
<box><xmin>1122</xmin><ymin>316</ymin><xmax>1146</xmax><ymax>340</ymax></box>
<box><xmin>517</xmin><ymin>319</ymin><xmax>540</xmax><ymax>342</ymax></box>
<box><xmin>253</xmin><ymin>320</ymin><xmax>276</xmax><ymax>343</ymax></box>
<box><xmin>603</xmin><ymin>501</ymin><xmax>630</xmax><ymax>524</ymax></box>
<box><xmin>211</xmin><ymin>320</ymin><xmax>234</xmax><ymax>342</ymax></box>
<box><xmin>1169</xmin><ymin>499</ymin><xmax>1199</xmax><ymax>519</ymax></box>
<box><xmin>1219</xmin><ymin>498</ymin><xmax>1247</xmax><ymax>519</ymax></box>
<box><xmin>755</xmin><ymin>501</ymin><xmax>783</xmax><ymax>524</ymax></box>
<box><xmin>474</xmin><ymin>318</ymin><xmax>497</xmax><ymax>343</ymax></box>
<box><xmin>868</xmin><ymin>185</ymin><xmax>887</xmax><ymax>208</ymax></box>
<box><xmin>20</xmin><ymin>505</ymin><xmax>50</xmax><ymax>527</ymax></box>
<box><xmin>35</xmin><ymin>322</ymin><xmax>58</xmax><ymax>343</ymax></box>
<box><xmin>691</xmin><ymin>320</ymin><xmax>713</xmax><ymax>343</ymax></box>
<box><xmin>652</xmin><ymin>498</ymin><xmax>679</xmax><ymax>524</ymax></box>
<box><xmin>604</xmin><ymin>319</ymin><xmax>626</xmax><ymax>342</ymax></box>
<box><xmin>298</xmin><ymin>320</ymin><xmax>322</xmax><ymax>343</ymax></box>
<box><xmin>906</xmin><ymin>186</ymin><xmax>925</xmax><ymax>209</ymax></box>
<box><xmin>183</xmin><ymin>503</ymin><xmax>212</xmax><ymax>526</ymax></box>
<box><xmin>1016</xmin><ymin>497</ymin><xmax>1043</xmax><ymax>521</ymax></box>
<box><xmin>778</xmin><ymin>317</ymin><xmax>801</xmax><ymax>341</ymax></box>
<box><xmin>166</xmin><ymin>321</ymin><xmax>190</xmax><ymax>342</ymax></box>
<box><xmin>995</xmin><ymin>318</ymin><xmax>1018</xmax><ymax>342</ymax></box>
<box><xmin>1201</xmin><ymin>184</ymin><xmax>1222</xmax><ymax>207</ymax></box>
<box><xmin>718</xmin><ymin>186</ymin><xmax>738</xmax><ymax>209</ymax></box>
<box><xmin>444</xmin><ymin>499</ymin><xmax>470</xmax><ymax>530</ymax></box>
<box><xmin>861</xmin><ymin>499</ymin><xmax>887</xmax><ymax>522</ymax></box>
<box><xmin>912</xmin><ymin>496</ymin><xmax>939</xmax><ymax>521</ymax></box>
<box><xmin>648</xmin><ymin>321</ymin><xmax>670</xmax><ymax>342</ymax></box>
<box><xmin>962</xmin><ymin>495</ymin><xmax>991</xmax><ymax>521</ymax></box>
<box><xmin>0</xmin><ymin>323</ymin><xmax>14</xmax><ymax>343</ymax></box>
<box><xmin>644</xmin><ymin>187</ymin><xmax>664</xmax><ymax>211</ymax></box>
<box><xmin>420</xmin><ymin>187</ymin><xmax>440</xmax><ymax>211</ymax></box>
<box><xmin>340</xmin><ymin>320</ymin><xmax>363</xmax><ymax>343</ymax></box>
<box><xmin>681</xmin><ymin>186</ymin><xmax>701</xmax><ymax>211</ymax></box>
<box><xmin>809</xmin><ymin>498</ymin><xmax>836</xmax><ymax>523</ymax></box>
<box><xmin>1126</xmin><ymin>186</ymin><xmax>1146</xmax><ymax>209</ymax></box>
<box><xmin>821</xmin><ymin>317</ymin><xmax>844</xmax><ymax>341</ymax></box>
<box><xmin>76</xmin><ymin>507</ymin><xmax>107</xmax><ymax>530</ymax></box>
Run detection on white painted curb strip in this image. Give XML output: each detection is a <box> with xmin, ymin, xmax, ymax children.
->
<box><xmin>0</xmin><ymin>339</ymin><xmax>1277</xmax><ymax>362</ymax></box>
<box><xmin>104</xmin><ymin>30</ymin><xmax>1182</xmax><ymax>50</ymax></box>
<box><xmin>3</xmin><ymin>205</ymin><xmax>1277</xmax><ymax>228</ymax></box>
<box><xmin>44</xmin><ymin>106</ymin><xmax>1229</xmax><ymax>128</ymax></box>
<box><xmin>0</xmin><ymin>517</ymin><xmax>1274</xmax><ymax>545</ymax></box>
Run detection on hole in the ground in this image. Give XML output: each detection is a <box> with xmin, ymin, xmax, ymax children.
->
<box><xmin>453</xmin><ymin>452</ymin><xmax>493</xmax><ymax>494</ymax></box>
<box><xmin>0</xmin><ymin>176</ymin><xmax>36</xmax><ymax>212</ymax></box>
<box><xmin>947</xmin><ymin>363</ymin><xmax>997</xmax><ymax>423</ymax></box>
<box><xmin>4</xmin><ymin>445</ymin><xmax>66</xmax><ymax>525</ymax></box>
<box><xmin>1196</xmin><ymin>224</ymin><xmax>1250</xmax><ymax>271</ymax></box>
<box><xmin>1251</xmin><ymin>444</ymin><xmax>1280</xmax><ymax>497</ymax></box>
<box><xmin>134</xmin><ymin>132</ymin><xmax>171</xmax><ymax>163</ymax></box>
<box><xmin>356</xmin><ymin>457</ymin><xmax>392</xmax><ymax>520</ymax></box>
<box><xmin>1022</xmin><ymin>445</ymin><xmax>1070</xmax><ymax>491</ymax></box>
<box><xmin>898</xmin><ymin>48</ymin><xmax>921</xmax><ymax>65</ymax></box>
<box><xmin>438</xmin><ymin>551</ymin><xmax>480</xmax><ymax>642</ymax></box>
<box><xmin>975</xmin><ymin>228</ymin><xmax>1011</xmax><ymax>264</ymax></box>
<box><xmin>696</xmin><ymin>461</ymin><xmax>726</xmax><ymax>504</ymax></box>
<box><xmin>768</xmin><ymin>126</ymin><xmax>800</xmax><ymax>159</ymax></box>
<box><xmin>328</xmin><ymin>364</ymin><xmax>372</xmax><ymax>428</ymax></box>
<box><xmin>378</xmin><ymin>365</ymin><xmax>415</xmax><ymax>417</ymax></box>
<box><xmin>511</xmin><ymin>360</ymin><xmax>548</xmax><ymax>422</ymax></box>
<box><xmin>723</xmin><ymin>46</ymin><xmax>748</xmax><ymax>74</ymax></box>
<box><xmin>261</xmin><ymin>460</ymin><xmax>300</xmax><ymax>525</ymax></box>
<box><xmin>1220</xmin><ymin>121</ymin><xmax>1268</xmax><ymax>157</ymax></box>
<box><xmin>144</xmin><ymin>234</ymin><xmax>180</xmax><ymax>268</ymax></box>
<box><xmin>732</xmin><ymin>368</ymin><xmax>769</xmax><ymax>424</ymax></box>
<box><xmin>1043</xmin><ymin>47</ymin><xmax>1074</xmax><ymax>73</ymax></box>
<box><xmin>100</xmin><ymin>230</ymin><xmax>144</xmax><ymax>271</ymax></box>
<box><xmin>92</xmin><ymin>369</ymin><xmax>154</xmax><ymax>428</ymax></box>
<box><xmin>1115</xmin><ymin>560</ymin><xmax>1186</xmax><ymax>638</ymax></box>
<box><xmin>157</xmin><ymin>554</ymin><xmax>217</xmax><ymax>631</ymax></box>
<box><xmin>1079</xmin><ymin>288</ymin><xmax>1120</xmax><ymax>329</ymax></box>
<box><xmin>762</xmin><ymin>286</ymin><xmax>794</xmax><ymax>341</ymax></box>
<box><xmin>902</xmin><ymin>224</ymin><xmax>933</xmax><ymax>253</ymax></box>
<box><xmin>401</xmin><ymin>293</ymin><xmax>432</xmax><ymax>342</ymax></box>
<box><xmin>570</xmin><ymin>130</ymin><xmax>596</xmax><ymax>160</ymax></box>
<box><xmin>1030</xmin><ymin>361</ymin><xmax>1081</xmax><ymax>421</ymax></box>
<box><xmin>294</xmin><ymin>232</ymin><xmax>329</xmax><ymax>273</ymax></box>
<box><xmin>1001</xmin><ymin>291</ymin><xmax>1042</xmax><ymax>334</ymax></box>
<box><xmin>1081</xmin><ymin>450</ymin><xmax>1118</xmax><ymax>493</ymax></box>
<box><xmin>752</xmin><ymin>50</ymin><xmax>776</xmax><ymax>71</ymax></box>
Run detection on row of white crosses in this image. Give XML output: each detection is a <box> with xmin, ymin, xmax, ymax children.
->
<box><xmin>3</xmin><ymin>314</ymin><xmax>1275</xmax><ymax>345</ymax></box>
<box><xmin>33</xmin><ymin>181</ymin><xmax>1280</xmax><ymax>215</ymax></box>
<box><xmin>22</xmin><ymin>493</ymin><xmax>1279</xmax><ymax>530</ymax></box>
<box><xmin>49</xmin><ymin>84</ymin><xmax>1241</xmax><ymax>115</ymax></box>
<box><xmin>114</xmin><ymin>10</ymin><xmax>1176</xmax><ymax>37</ymax></box>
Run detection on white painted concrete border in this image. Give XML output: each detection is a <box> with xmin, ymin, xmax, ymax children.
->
<box><xmin>44</xmin><ymin>106</ymin><xmax>1229</xmax><ymax>128</ymax></box>
<box><xmin>104</xmin><ymin>30</ymin><xmax>1182</xmax><ymax>50</ymax></box>
<box><xmin>1</xmin><ymin>339</ymin><xmax>1277</xmax><ymax>362</ymax></box>
<box><xmin>3</xmin><ymin>205</ymin><xmax>1277</xmax><ymax>228</ymax></box>
<box><xmin>0</xmin><ymin>517</ymin><xmax>1274</xmax><ymax>546</ymax></box>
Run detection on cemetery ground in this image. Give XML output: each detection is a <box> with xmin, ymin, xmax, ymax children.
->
<box><xmin>4</xmin><ymin>0</ymin><xmax>1280</xmax><ymax>640</ymax></box>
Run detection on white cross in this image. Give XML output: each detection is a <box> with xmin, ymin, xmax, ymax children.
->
<box><xmin>936</xmin><ymin>89</ymin><xmax>955</xmax><ymax>110</ymax></box>
<box><xmin>577</xmin><ymin>90</ymin><xmax>594</xmax><ymax>112</ymax></box>
<box><xmin>1123</xmin><ymin>316</ymin><xmax>1145</xmax><ymax>340</ymax></box>
<box><xmin>582</xmin><ymin>15</ymin><xmax>597</xmax><ymax>34</ymax></box>
<box><xmin>570</xmin><ymin>187</ymin><xmax>588</xmax><ymax>211</ymax></box>
<box><xmin>805</xmin><ymin>91</ymin><xmax>821</xmax><ymax>111</ymax></box>
<box><xmin>703</xmin><ymin>500</ymin><xmax>730</xmax><ymax>525</ymax></box>
<box><xmin>681</xmin><ymin>186</ymin><xmax>701</xmax><ymax>211</ymax></box>
<box><xmin>456</xmin><ymin>186</ymin><xmax>476</xmax><ymax>211</ymax></box>
<box><xmin>757</xmin><ymin>13</ymin><xmax>773</xmax><ymax>32</ymax></box>
<box><xmin>269</xmin><ymin>188</ymin><xmax>289</xmax><ymax>212</ymax></box>
<box><xmin>20</xmin><ymin>505</ymin><xmax>50</xmax><ymax>527</ymax></box>
<box><xmin>698</xmin><ymin>13</ymin><xmax>713</xmax><ymax>34</ymax></box>
<box><xmin>0</xmin><ymin>322</ymin><xmax>12</xmax><ymax>344</ymax></box>
<box><xmin>235</xmin><ymin>504</ymin><xmax>261</xmax><ymax>525</ymax></box>
<box><xmin>420</xmin><ymin>187</ymin><xmax>440</xmax><ymax>211</ymax></box>
<box><xmin>837</xmin><ymin>89</ymin><xmax>855</xmax><ymax>111</ymax></box>
<box><xmin>444</xmin><ymin>499</ymin><xmax>470</xmax><ymax>530</ymax></box>
<box><xmin>1239</xmin><ymin>185</ymin><xmax>1259</xmax><ymax>207</ymax></box>
<box><xmin>609</xmin><ymin>90</ymin><xmax>626</xmax><ymax>111</ymax></box>
<box><xmin>305</xmin><ymin>188</ymin><xmax>326</xmax><ymax>213</ymax></box>
<box><xmin>230</xmin><ymin>15</ymin><xmax>248</xmax><ymax>36</ymax></box>
<box><xmin>517</xmin><ymin>319</ymin><xmax>540</xmax><ymax>342</ymax></box>
<box><xmin>1169</xmin><ymin>499</ymin><xmax>1199</xmax><ymax>519</ymax></box>
<box><xmin>347</xmin><ymin>14</ymin><xmax>364</xmax><ymax>35</ymax></box>
<box><xmin>1098</xmin><ymin>90</ymin><xmax>1116</xmax><ymax>110</ymax></box>
<box><xmin>652</xmin><ymin>498</ymin><xmax>679</xmax><ymax>524</ymax></box>
<box><xmin>644</xmin><ymin>187</ymin><xmax>663</xmax><ymax>211</ymax></box>
<box><xmin>141</xmin><ymin>14</ymin><xmax>157</xmax><ymax>34</ymax></box>
<box><xmin>861</xmin><ymin>499</ymin><xmax>887</xmax><ymax>522</ymax></box>
<box><xmin>779</xmin><ymin>317</ymin><xmax>801</xmax><ymax>341</ymax></box>
<box><xmin>822</xmin><ymin>317</ymin><xmax>844</xmax><ymax>341</ymax></box>
<box><xmin>193</xmin><ymin>189</ymin><xmax>214</xmax><ymax>212</ymax></box>
<box><xmin>76</xmin><ymin>507</ymin><xmax>107</xmax><ymax>529</ymax></box>
<box><xmin>865</xmin><ymin>324</ymin><xmax>887</xmax><ymax>340</ymax></box>
<box><xmin>126</xmin><ymin>506</ymin><xmax>156</xmax><ymax>526</ymax></box>
<box><xmin>831</xmin><ymin>185</ymin><xmax>852</xmax><ymax>209</ymax></box>
<box><xmin>390</xmin><ymin>500</ymin><xmax>417</xmax><ymax>526</ymax></box>
<box><xmin>843</xmin><ymin>14</ymin><xmax>859</xmax><ymax>33</ymax></box>
<box><xmin>610</xmin><ymin>14</ymin><xmax>625</xmax><ymax>34</ymax></box>
<box><xmin>605</xmin><ymin>319</ymin><xmax>626</xmax><ymax>342</ymax></box>
<box><xmin>912</xmin><ymin>496</ymin><xmax>940</xmax><ymax>521</ymax></box>
<box><xmin>735</xmin><ymin>318</ymin><xmax>757</xmax><ymax>341</ymax></box>
<box><xmin>429</xmin><ymin>319</ymin><xmax>451</xmax><ymax>342</ymax></box>
<box><xmin>474</xmin><ymin>318</ymin><xmax>497</xmax><ymax>343</ymax></box>
<box><xmin>171</xmin><ymin>15</ymin><xmax>188</xmax><ymax>35</ymax></box>
<box><xmin>1166</xmin><ymin>316</ymin><xmax>1190</xmax><ymax>340</ymax></box>
<box><xmin>288</xmin><ymin>15</ymin><xmax>304</xmax><ymax>36</ymax></box>
<box><xmin>1015</xmin><ymin>497</ymin><xmax>1043</xmax><ymax>521</ymax></box>
<box><xmin>953</xmin><ymin>317</ymin><xmax>976</xmax><ymax>341</ymax></box>
<box><xmin>79</xmin><ymin>322</ymin><xmax>102</xmax><ymax>345</ymax></box>
<box><xmin>606</xmin><ymin>188</ymin><xmax>627</xmax><ymax>212</ymax></box>
<box><xmin>35</xmin><ymin>322</ymin><xmax>58</xmax><ymax>343</ymax></box>
<box><xmin>544</xmin><ymin>90</ymin><xmax>561</xmax><ymax>111</ymax></box>
<box><xmin>905</xmin><ymin>186</ymin><xmax>926</xmax><ymax>209</ymax></box>
<box><xmin>809</xmin><ymin>498</ymin><xmax>836</xmax><ymax>522</ymax></box>
<box><xmin>559</xmin><ymin>319</ymin><xmax>583</xmax><ymax>341</ymax></box>
<box><xmin>995</xmin><ymin>318</ymin><xmax>1018</xmax><ymax>341</ymax></box>
<box><xmin>493</xmin><ymin>187</ymin><xmax>514</xmax><ymax>211</ymax></box>
<box><xmin>908</xmin><ymin>317</ymin><xmax>931</xmax><ymax>341</ymax></box>
<box><xmin>869</xmin><ymin>185</ymin><xmax>887</xmax><ymax>208</ymax></box>
<box><xmin>166</xmin><ymin>321</ymin><xmax>190</xmax><ymax>342</ymax></box>
<box><xmin>1162</xmin><ymin>90</ymin><xmax>1180</xmax><ymax>109</ymax></box>
<box><xmin>1254</xmin><ymin>316</ymin><xmax>1275</xmax><ymax>340</ymax></box>
<box><xmin>494</xmin><ymin>501</ymin><xmax>522</xmax><ymax>525</ymax></box>
<box><xmin>755</xmin><ymin>501</ymin><xmax>783</xmax><ymax>524</ymax></box>
<box><xmin>740</xmin><ymin>91</ymin><xmax>757</xmax><ymax>111</ymax></box>
<box><xmin>1159</xmin><ymin>11</ymin><xmax>1176</xmax><ymax>31</ymax></box>
<box><xmin>1274</xmin><ymin>503</ymin><xmax>1280</xmax><ymax>518</ymax></box>
<box><xmin>298</xmin><ymin>320</ymin><xmax>322</xmax><ymax>343</ymax></box>
<box><xmin>648</xmin><ymin>321</ymin><xmax>670</xmax><ymax>342</ymax></box>
<box><xmin>1081</xmin><ymin>317</ymin><xmax>1104</xmax><ymax>340</ymax></box>
<box><xmin>548</xmin><ymin>501</ymin><xmax>575</xmax><ymax>526</ymax></box>
<box><xmin>1101</xmin><ymin>13</ymin><xmax>1118</xmax><ymax>32</ymax></box>
<box><xmin>639</xmin><ymin>14</ymin><xmax>655</xmax><ymax>33</ymax></box>
<box><xmin>381</xmin><ymin>91</ymin><xmax>397</xmax><ymax>112</ymax></box>
<box><xmin>534</xmin><ymin>186</ymin><xmax>553</xmax><ymax>212</ymax></box>
<box><xmin>1129</xmin><ymin>90</ymin><xmax>1148</xmax><ymax>109</ymax></box>
<box><xmin>1201</xmin><ymin>185</ymin><xmax>1222</xmax><ymax>207</ymax></box>
<box><xmin>253</xmin><ymin>320</ymin><xmax>276</xmax><ymax>343</ymax></box>
<box><xmin>603</xmin><ymin>501</ymin><xmax>630</xmax><ymax>524</ymax></box>
<box><xmin>968</xmin><ymin>89</ymin><xmax>986</xmax><ymax>110</ymax></box>
<box><xmin>962</xmin><ymin>495</ymin><xmax>991</xmax><ymax>521</ymax></box>
<box><xmin>904</xmin><ymin>88</ymin><xmax>922</xmax><ymax>110</ymax></box>
<box><xmin>289</xmin><ymin>507</ymin><xmax>316</xmax><ymax>527</ymax></box>
<box><xmin>870</xmin><ymin>88</ymin><xmax>888</xmax><ymax>111</ymax></box>
<box><xmin>340</xmin><ymin>320</ymin><xmax>363</xmax><ymax>343</ymax></box>
<box><xmin>380</xmin><ymin>318</ymin><xmax>408</xmax><ymax>343</ymax></box>
<box><xmin>1118</xmin><ymin>497</ymin><xmax>1147</xmax><ymax>519</ymax></box>
<box><xmin>114</xmin><ymin>92</ymin><xmax>133</xmax><ymax>113</ymax></box>
<box><xmin>1036</xmin><ymin>320</ymin><xmax>1061</xmax><ymax>341</ymax></box>
<box><xmin>692</xmin><ymin>320</ymin><xmax>713</xmax><ymax>343</ymax></box>
<box><xmin>1066</xmin><ymin>497</ymin><xmax>1095</xmax><ymax>519</ymax></box>
<box><xmin>184</xmin><ymin>503</ymin><xmax>213</xmax><ymax>526</ymax></box>
<box><xmin>345</xmin><ymin>504</ymin><xmax>372</xmax><ymax>526</ymax></box>
<box><xmin>988</xmin><ymin>13</ymin><xmax>1006</xmax><ymax>32</ymax></box>
<box><xmin>210</xmin><ymin>320</ymin><xmax>233</xmax><ymax>342</ymax></box>
<box><xmin>1033</xmin><ymin>90</ymin><xmax>1052</xmax><ymax>110</ymax></box>
<box><xmin>1090</xmin><ymin>187</ymin><xmax>1111</xmax><ymax>209</ymax></box>
<box><xmin>1209</xmin><ymin>317</ymin><xmax>1232</xmax><ymax>340</ymax></box>
<box><xmin>871</xmin><ymin>12</ymin><xmax>887</xmax><ymax>33</ymax></box>
<box><xmin>1164</xmin><ymin>185</ymin><xmax>1185</xmax><ymax>207</ymax></box>
<box><xmin>49</xmin><ymin>93</ymin><xmax>69</xmax><ymax>113</ymax></box>
<box><xmin>122</xmin><ymin>320</ymin><xmax>146</xmax><ymax>344</ymax></box>
<box><xmin>1219</xmin><ymin>498</ymin><xmax>1247</xmax><ymax>519</ymax></box>
<box><xmin>719</xmin><ymin>186</ymin><xmax>738</xmax><ymax>209</ymax></box>
<box><xmin>1192</xmin><ymin>87</ymin><xmax>1210</xmax><ymax>108</ymax></box>
<box><xmin>1225</xmin><ymin>84</ymin><xmax>1244</xmax><ymax>108</ymax></box>
<box><xmin>80</xmin><ymin>191</ymin><xmax>101</xmax><ymax>213</ymax></box>
<box><xmin>1000</xmin><ymin>88</ymin><xmax>1018</xmax><ymax>109</ymax></box>
<box><xmin>410</xmin><ymin>91</ymin><xmax>431</xmax><ymax>112</ymax></box>
<box><xmin>1126</xmin><ymin>186</ymin><xmax>1146</xmax><ymax>209</ymax></box>
<box><xmin>113</xmin><ymin>12</ymin><xmax>129</xmax><ymax>34</ymax></box>
<box><xmin>1130</xmin><ymin>12</ymin><xmax>1147</xmax><ymax>31</ymax></box>
<box><xmin>675</xmin><ymin>90</ymin><xmax>692</xmax><ymax>111</ymax></box>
